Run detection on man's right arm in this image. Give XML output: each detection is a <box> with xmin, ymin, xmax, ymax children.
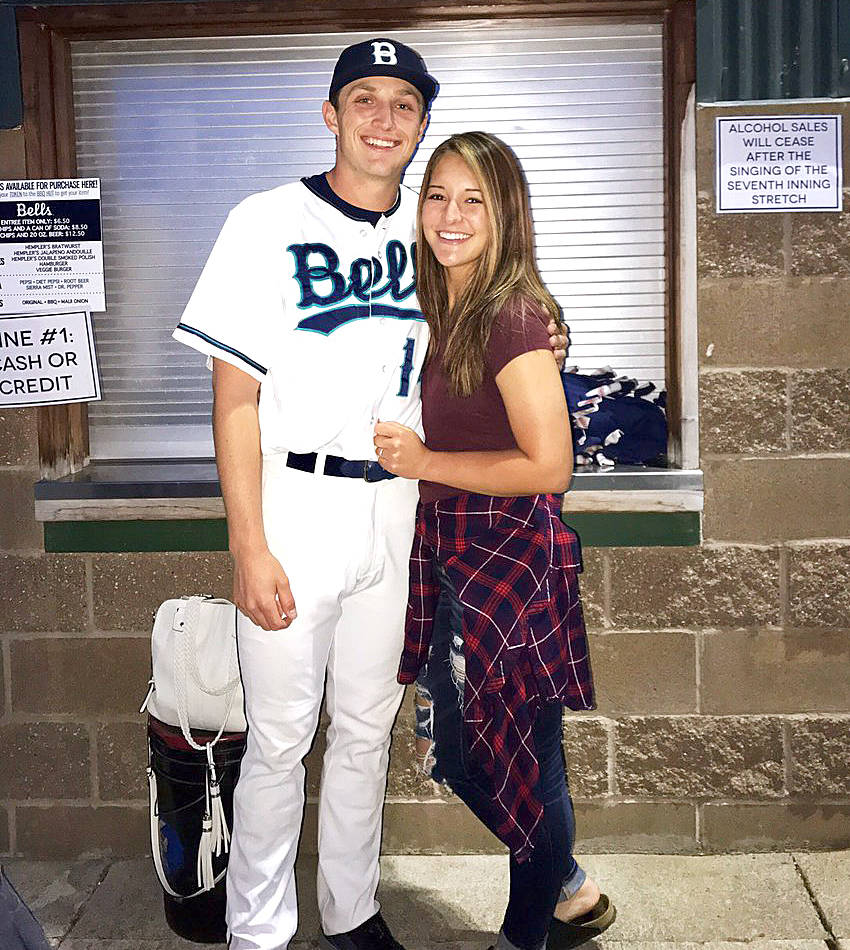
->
<box><xmin>212</xmin><ymin>358</ymin><xmax>297</xmax><ymax>631</ymax></box>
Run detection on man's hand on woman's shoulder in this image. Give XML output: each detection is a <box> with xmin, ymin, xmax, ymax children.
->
<box><xmin>548</xmin><ymin>320</ymin><xmax>570</xmax><ymax>371</ymax></box>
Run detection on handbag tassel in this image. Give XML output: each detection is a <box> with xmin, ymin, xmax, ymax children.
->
<box><xmin>196</xmin><ymin>811</ymin><xmax>215</xmax><ymax>892</ymax></box>
<box><xmin>196</xmin><ymin>744</ymin><xmax>230</xmax><ymax>892</ymax></box>
<box><xmin>206</xmin><ymin>743</ymin><xmax>230</xmax><ymax>857</ymax></box>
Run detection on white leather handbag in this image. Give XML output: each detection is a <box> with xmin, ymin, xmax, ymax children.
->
<box><xmin>142</xmin><ymin>595</ymin><xmax>246</xmax><ymax>736</ymax></box>
<box><xmin>141</xmin><ymin>595</ymin><xmax>246</xmax><ymax>894</ymax></box>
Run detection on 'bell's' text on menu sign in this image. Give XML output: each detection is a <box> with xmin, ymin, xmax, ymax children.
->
<box><xmin>0</xmin><ymin>179</ymin><xmax>105</xmax><ymax>313</ymax></box>
<box><xmin>0</xmin><ymin>311</ymin><xmax>101</xmax><ymax>407</ymax></box>
<box><xmin>716</xmin><ymin>115</ymin><xmax>842</xmax><ymax>213</ymax></box>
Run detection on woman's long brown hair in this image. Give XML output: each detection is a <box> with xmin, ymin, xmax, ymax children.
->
<box><xmin>415</xmin><ymin>131</ymin><xmax>563</xmax><ymax>397</ymax></box>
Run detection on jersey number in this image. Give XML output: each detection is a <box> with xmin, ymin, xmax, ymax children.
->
<box><xmin>397</xmin><ymin>337</ymin><xmax>415</xmax><ymax>397</ymax></box>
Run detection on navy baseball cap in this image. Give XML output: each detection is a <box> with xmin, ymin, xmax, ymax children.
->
<box><xmin>328</xmin><ymin>38</ymin><xmax>438</xmax><ymax>108</ymax></box>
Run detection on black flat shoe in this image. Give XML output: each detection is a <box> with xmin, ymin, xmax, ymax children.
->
<box><xmin>548</xmin><ymin>894</ymin><xmax>617</xmax><ymax>949</ymax></box>
<box><xmin>320</xmin><ymin>911</ymin><xmax>405</xmax><ymax>950</ymax></box>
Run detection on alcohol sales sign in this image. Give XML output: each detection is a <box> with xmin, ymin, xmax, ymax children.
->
<box><xmin>716</xmin><ymin>115</ymin><xmax>842</xmax><ymax>213</ymax></box>
<box><xmin>0</xmin><ymin>311</ymin><xmax>101</xmax><ymax>407</ymax></box>
<box><xmin>0</xmin><ymin>178</ymin><xmax>105</xmax><ymax>313</ymax></box>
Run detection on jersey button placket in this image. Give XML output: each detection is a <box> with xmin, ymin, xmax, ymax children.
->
<box><xmin>363</xmin><ymin>226</ymin><xmax>375</xmax><ymax>323</ymax></box>
<box><xmin>367</xmin><ymin>227</ymin><xmax>379</xmax><ymax>424</ymax></box>
<box><xmin>373</xmin><ymin>224</ymin><xmax>390</xmax><ymax>327</ymax></box>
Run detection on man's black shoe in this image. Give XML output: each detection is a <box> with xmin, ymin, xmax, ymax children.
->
<box><xmin>319</xmin><ymin>911</ymin><xmax>405</xmax><ymax>950</ymax></box>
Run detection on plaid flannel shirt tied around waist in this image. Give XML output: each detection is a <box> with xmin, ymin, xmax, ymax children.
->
<box><xmin>398</xmin><ymin>492</ymin><xmax>596</xmax><ymax>861</ymax></box>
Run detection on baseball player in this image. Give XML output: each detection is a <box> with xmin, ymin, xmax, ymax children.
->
<box><xmin>173</xmin><ymin>38</ymin><xmax>566</xmax><ymax>950</ymax></box>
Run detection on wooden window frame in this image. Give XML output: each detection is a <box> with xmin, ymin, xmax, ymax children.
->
<box><xmin>18</xmin><ymin>0</ymin><xmax>695</xmax><ymax>478</ymax></box>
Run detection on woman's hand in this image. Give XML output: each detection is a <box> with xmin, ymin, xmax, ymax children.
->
<box><xmin>374</xmin><ymin>421</ymin><xmax>431</xmax><ymax>479</ymax></box>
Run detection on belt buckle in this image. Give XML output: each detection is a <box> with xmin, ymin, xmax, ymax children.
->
<box><xmin>364</xmin><ymin>459</ymin><xmax>389</xmax><ymax>483</ymax></box>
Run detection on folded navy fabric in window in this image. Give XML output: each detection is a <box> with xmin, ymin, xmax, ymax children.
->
<box><xmin>561</xmin><ymin>368</ymin><xmax>667</xmax><ymax>467</ymax></box>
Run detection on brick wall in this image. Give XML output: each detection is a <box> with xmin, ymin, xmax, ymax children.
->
<box><xmin>1</xmin><ymin>100</ymin><xmax>848</xmax><ymax>858</ymax></box>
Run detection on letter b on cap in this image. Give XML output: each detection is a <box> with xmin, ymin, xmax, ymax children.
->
<box><xmin>371</xmin><ymin>41</ymin><xmax>398</xmax><ymax>65</ymax></box>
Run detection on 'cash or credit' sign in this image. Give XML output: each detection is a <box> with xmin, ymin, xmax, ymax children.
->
<box><xmin>716</xmin><ymin>115</ymin><xmax>842</xmax><ymax>213</ymax></box>
<box><xmin>0</xmin><ymin>179</ymin><xmax>105</xmax><ymax>313</ymax></box>
<box><xmin>0</xmin><ymin>311</ymin><xmax>101</xmax><ymax>407</ymax></box>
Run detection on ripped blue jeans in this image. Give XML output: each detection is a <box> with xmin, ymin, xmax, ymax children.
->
<box><xmin>415</xmin><ymin>561</ymin><xmax>586</xmax><ymax>950</ymax></box>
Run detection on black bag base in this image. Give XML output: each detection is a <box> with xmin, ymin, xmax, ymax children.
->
<box><xmin>164</xmin><ymin>884</ymin><xmax>228</xmax><ymax>944</ymax></box>
<box><xmin>148</xmin><ymin>716</ymin><xmax>245</xmax><ymax>945</ymax></box>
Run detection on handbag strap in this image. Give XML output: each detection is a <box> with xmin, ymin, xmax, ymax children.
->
<box><xmin>182</xmin><ymin>597</ymin><xmax>242</xmax><ymax>696</ymax></box>
<box><xmin>174</xmin><ymin>598</ymin><xmax>240</xmax><ymax>753</ymax></box>
<box><xmin>147</xmin><ymin>761</ymin><xmax>226</xmax><ymax>899</ymax></box>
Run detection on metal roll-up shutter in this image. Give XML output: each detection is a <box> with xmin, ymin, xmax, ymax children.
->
<box><xmin>71</xmin><ymin>20</ymin><xmax>664</xmax><ymax>459</ymax></box>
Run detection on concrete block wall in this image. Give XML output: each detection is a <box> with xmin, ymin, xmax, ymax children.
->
<box><xmin>1</xmin><ymin>98</ymin><xmax>849</xmax><ymax>859</ymax></box>
<box><xmin>688</xmin><ymin>98</ymin><xmax>850</xmax><ymax>848</ymax></box>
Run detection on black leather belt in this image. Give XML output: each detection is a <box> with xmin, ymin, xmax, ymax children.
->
<box><xmin>285</xmin><ymin>451</ymin><xmax>396</xmax><ymax>483</ymax></box>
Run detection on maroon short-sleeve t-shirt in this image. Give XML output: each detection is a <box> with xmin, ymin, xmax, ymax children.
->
<box><xmin>419</xmin><ymin>300</ymin><xmax>552</xmax><ymax>503</ymax></box>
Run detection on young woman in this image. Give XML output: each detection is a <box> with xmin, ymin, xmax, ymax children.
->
<box><xmin>373</xmin><ymin>132</ymin><xmax>616</xmax><ymax>950</ymax></box>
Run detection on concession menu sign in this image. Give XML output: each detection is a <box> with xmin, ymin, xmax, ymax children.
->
<box><xmin>716</xmin><ymin>115</ymin><xmax>842</xmax><ymax>213</ymax></box>
<box><xmin>0</xmin><ymin>178</ymin><xmax>105</xmax><ymax>313</ymax></box>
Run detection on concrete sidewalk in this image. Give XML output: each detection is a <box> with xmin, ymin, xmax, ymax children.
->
<box><xmin>3</xmin><ymin>851</ymin><xmax>849</xmax><ymax>950</ymax></box>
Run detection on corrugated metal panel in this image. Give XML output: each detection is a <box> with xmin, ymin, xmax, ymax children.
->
<box><xmin>0</xmin><ymin>7</ymin><xmax>22</xmax><ymax>128</ymax></box>
<box><xmin>72</xmin><ymin>22</ymin><xmax>665</xmax><ymax>460</ymax></box>
<box><xmin>697</xmin><ymin>0</ymin><xmax>850</xmax><ymax>102</ymax></box>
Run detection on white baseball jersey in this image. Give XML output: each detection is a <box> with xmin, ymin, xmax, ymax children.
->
<box><xmin>173</xmin><ymin>177</ymin><xmax>428</xmax><ymax>459</ymax></box>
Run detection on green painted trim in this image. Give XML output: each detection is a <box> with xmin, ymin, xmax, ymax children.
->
<box><xmin>45</xmin><ymin>512</ymin><xmax>701</xmax><ymax>552</ymax></box>
<box><xmin>561</xmin><ymin>512</ymin><xmax>701</xmax><ymax>547</ymax></box>
<box><xmin>44</xmin><ymin>519</ymin><xmax>228</xmax><ymax>553</ymax></box>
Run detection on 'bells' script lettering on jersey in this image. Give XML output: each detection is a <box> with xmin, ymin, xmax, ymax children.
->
<box><xmin>287</xmin><ymin>239</ymin><xmax>421</xmax><ymax>335</ymax></box>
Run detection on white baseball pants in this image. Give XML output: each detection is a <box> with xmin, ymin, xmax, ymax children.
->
<box><xmin>226</xmin><ymin>455</ymin><xmax>418</xmax><ymax>949</ymax></box>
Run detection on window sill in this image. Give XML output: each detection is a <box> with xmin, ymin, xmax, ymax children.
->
<box><xmin>35</xmin><ymin>460</ymin><xmax>223</xmax><ymax>522</ymax></box>
<box><xmin>35</xmin><ymin>461</ymin><xmax>703</xmax><ymax>550</ymax></box>
<box><xmin>566</xmin><ymin>466</ymin><xmax>703</xmax><ymax>513</ymax></box>
<box><xmin>35</xmin><ymin>460</ymin><xmax>703</xmax><ymax>519</ymax></box>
